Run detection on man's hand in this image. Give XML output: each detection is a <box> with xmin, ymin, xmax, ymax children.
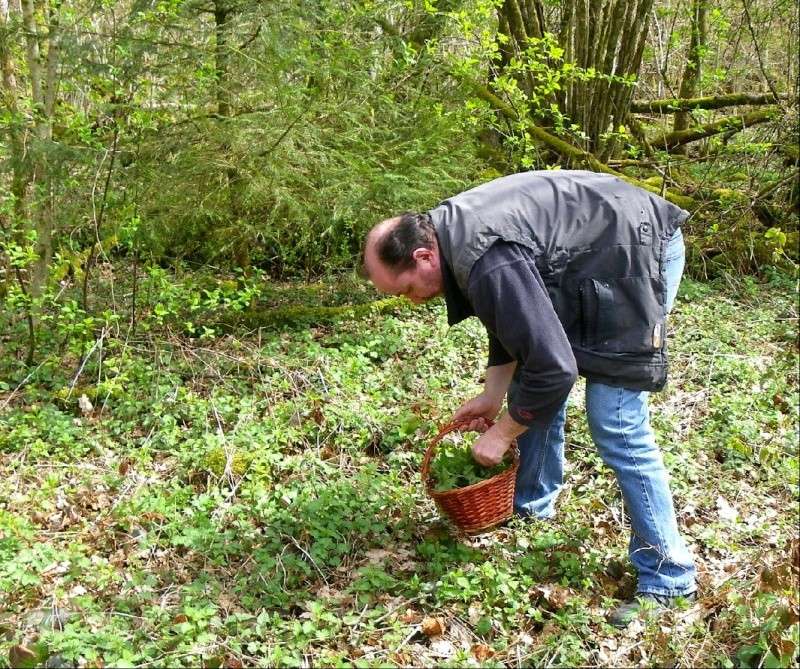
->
<box><xmin>452</xmin><ymin>392</ymin><xmax>502</xmax><ymax>430</ymax></box>
<box><xmin>470</xmin><ymin>413</ymin><xmax>528</xmax><ymax>467</ymax></box>
<box><xmin>471</xmin><ymin>429</ymin><xmax>513</xmax><ymax>467</ymax></box>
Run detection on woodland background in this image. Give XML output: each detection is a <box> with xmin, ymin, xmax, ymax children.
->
<box><xmin>0</xmin><ymin>1</ymin><xmax>798</xmax><ymax>667</ymax></box>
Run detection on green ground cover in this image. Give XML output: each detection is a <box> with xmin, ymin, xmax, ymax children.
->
<box><xmin>0</xmin><ymin>269</ymin><xmax>798</xmax><ymax>667</ymax></box>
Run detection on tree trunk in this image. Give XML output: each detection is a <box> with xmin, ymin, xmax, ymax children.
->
<box><xmin>631</xmin><ymin>92</ymin><xmax>785</xmax><ymax>113</ymax></box>
<box><xmin>651</xmin><ymin>108</ymin><xmax>777</xmax><ymax>150</ymax></box>
<box><xmin>494</xmin><ymin>0</ymin><xmax>656</xmax><ymax>158</ymax></box>
<box><xmin>213</xmin><ymin>0</ymin><xmax>249</xmax><ymax>273</ymax></box>
<box><xmin>20</xmin><ymin>0</ymin><xmax>58</xmax><ymax>299</ymax></box>
<box><xmin>673</xmin><ymin>0</ymin><xmax>708</xmax><ymax>155</ymax></box>
<box><xmin>0</xmin><ymin>0</ymin><xmax>29</xmax><ymax>223</ymax></box>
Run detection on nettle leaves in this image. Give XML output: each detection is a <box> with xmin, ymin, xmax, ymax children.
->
<box><xmin>429</xmin><ymin>431</ymin><xmax>510</xmax><ymax>493</ymax></box>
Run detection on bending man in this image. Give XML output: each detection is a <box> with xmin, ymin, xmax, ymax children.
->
<box><xmin>361</xmin><ymin>170</ymin><xmax>697</xmax><ymax>627</ymax></box>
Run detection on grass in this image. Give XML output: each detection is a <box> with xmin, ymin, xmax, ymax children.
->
<box><xmin>0</xmin><ymin>266</ymin><xmax>798</xmax><ymax>667</ymax></box>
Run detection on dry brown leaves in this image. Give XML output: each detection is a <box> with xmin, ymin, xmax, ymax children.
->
<box><xmin>420</xmin><ymin>616</ymin><xmax>446</xmax><ymax>637</ymax></box>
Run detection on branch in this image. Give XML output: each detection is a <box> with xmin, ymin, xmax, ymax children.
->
<box><xmin>465</xmin><ymin>78</ymin><xmax>697</xmax><ymax>210</ymax></box>
<box><xmin>630</xmin><ymin>92</ymin><xmax>787</xmax><ymax>113</ymax></box>
<box><xmin>650</xmin><ymin>107</ymin><xmax>778</xmax><ymax>150</ymax></box>
<box><xmin>753</xmin><ymin>170</ymin><xmax>799</xmax><ymax>202</ymax></box>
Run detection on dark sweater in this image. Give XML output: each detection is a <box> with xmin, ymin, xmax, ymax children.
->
<box><xmin>441</xmin><ymin>241</ymin><xmax>578</xmax><ymax>428</ymax></box>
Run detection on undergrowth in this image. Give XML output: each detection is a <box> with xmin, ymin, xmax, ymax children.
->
<box><xmin>0</xmin><ymin>266</ymin><xmax>798</xmax><ymax>667</ymax></box>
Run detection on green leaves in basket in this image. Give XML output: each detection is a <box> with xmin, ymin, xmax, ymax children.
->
<box><xmin>429</xmin><ymin>431</ymin><xmax>510</xmax><ymax>493</ymax></box>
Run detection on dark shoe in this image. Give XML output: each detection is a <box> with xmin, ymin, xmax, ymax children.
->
<box><xmin>607</xmin><ymin>592</ymin><xmax>697</xmax><ymax>629</ymax></box>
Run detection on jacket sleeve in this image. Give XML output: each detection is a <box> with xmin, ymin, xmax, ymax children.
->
<box><xmin>467</xmin><ymin>242</ymin><xmax>578</xmax><ymax>428</ymax></box>
<box><xmin>487</xmin><ymin>331</ymin><xmax>514</xmax><ymax>367</ymax></box>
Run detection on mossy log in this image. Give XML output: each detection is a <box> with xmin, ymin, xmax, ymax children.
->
<box><xmin>467</xmin><ymin>79</ymin><xmax>697</xmax><ymax>210</ymax></box>
<box><xmin>630</xmin><ymin>92</ymin><xmax>786</xmax><ymax>113</ymax></box>
<box><xmin>219</xmin><ymin>296</ymin><xmax>408</xmax><ymax>331</ymax></box>
<box><xmin>650</xmin><ymin>108</ymin><xmax>778</xmax><ymax>151</ymax></box>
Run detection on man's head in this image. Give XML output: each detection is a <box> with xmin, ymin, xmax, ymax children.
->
<box><xmin>362</xmin><ymin>212</ymin><xmax>443</xmax><ymax>304</ymax></box>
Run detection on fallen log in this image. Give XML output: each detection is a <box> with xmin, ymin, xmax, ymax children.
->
<box><xmin>217</xmin><ymin>296</ymin><xmax>408</xmax><ymax>331</ymax></box>
<box><xmin>650</xmin><ymin>108</ymin><xmax>778</xmax><ymax>151</ymax></box>
<box><xmin>630</xmin><ymin>92</ymin><xmax>786</xmax><ymax>113</ymax></box>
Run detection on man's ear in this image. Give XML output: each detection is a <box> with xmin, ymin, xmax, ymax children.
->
<box><xmin>411</xmin><ymin>247</ymin><xmax>434</xmax><ymax>263</ymax></box>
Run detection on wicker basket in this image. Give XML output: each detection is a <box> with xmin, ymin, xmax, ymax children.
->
<box><xmin>421</xmin><ymin>419</ymin><xmax>519</xmax><ymax>533</ymax></box>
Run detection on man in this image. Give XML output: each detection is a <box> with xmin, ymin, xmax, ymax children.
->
<box><xmin>362</xmin><ymin>170</ymin><xmax>697</xmax><ymax>627</ymax></box>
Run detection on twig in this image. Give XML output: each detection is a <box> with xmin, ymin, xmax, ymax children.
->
<box><xmin>284</xmin><ymin>534</ymin><xmax>329</xmax><ymax>586</ymax></box>
<box><xmin>68</xmin><ymin>328</ymin><xmax>106</xmax><ymax>397</ymax></box>
<box><xmin>752</xmin><ymin>170</ymin><xmax>799</xmax><ymax>203</ymax></box>
<box><xmin>82</xmin><ymin>123</ymin><xmax>120</xmax><ymax>311</ymax></box>
<box><xmin>0</xmin><ymin>357</ymin><xmax>49</xmax><ymax>411</ymax></box>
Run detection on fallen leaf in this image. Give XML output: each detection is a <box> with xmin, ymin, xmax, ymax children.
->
<box><xmin>364</xmin><ymin>548</ymin><xmax>392</xmax><ymax>564</ymax></box>
<box><xmin>399</xmin><ymin>609</ymin><xmax>421</xmax><ymax>624</ymax></box>
<box><xmin>777</xmin><ymin>637</ymin><xmax>796</xmax><ymax>659</ymax></box>
<box><xmin>429</xmin><ymin>638</ymin><xmax>455</xmax><ymax>657</ymax></box>
<box><xmin>421</xmin><ymin>616</ymin><xmax>446</xmax><ymax>637</ymax></box>
<box><xmin>467</xmin><ymin>603</ymin><xmax>483</xmax><ymax>625</ymax></box>
<box><xmin>532</xmin><ymin>583</ymin><xmax>571</xmax><ymax>610</ymax></box>
<box><xmin>471</xmin><ymin>643</ymin><xmax>494</xmax><ymax>661</ymax></box>
<box><xmin>69</xmin><ymin>584</ymin><xmax>87</xmax><ymax>597</ymax></box>
<box><xmin>517</xmin><ymin>632</ymin><xmax>533</xmax><ymax>646</ymax></box>
<box><xmin>716</xmin><ymin>495</ymin><xmax>738</xmax><ymax>522</ymax></box>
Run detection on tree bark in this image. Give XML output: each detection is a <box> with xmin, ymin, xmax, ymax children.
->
<box><xmin>0</xmin><ymin>0</ymin><xmax>28</xmax><ymax>221</ymax></box>
<box><xmin>20</xmin><ymin>0</ymin><xmax>59</xmax><ymax>298</ymax></box>
<box><xmin>651</xmin><ymin>108</ymin><xmax>778</xmax><ymax>150</ymax></box>
<box><xmin>495</xmin><ymin>0</ymin><xmax>657</xmax><ymax>158</ymax></box>
<box><xmin>673</xmin><ymin>0</ymin><xmax>708</xmax><ymax>153</ymax></box>
<box><xmin>212</xmin><ymin>0</ymin><xmax>249</xmax><ymax>273</ymax></box>
<box><xmin>631</xmin><ymin>92</ymin><xmax>786</xmax><ymax>113</ymax></box>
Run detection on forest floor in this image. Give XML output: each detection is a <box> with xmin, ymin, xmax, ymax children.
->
<box><xmin>1</xmin><ymin>268</ymin><xmax>798</xmax><ymax>668</ymax></box>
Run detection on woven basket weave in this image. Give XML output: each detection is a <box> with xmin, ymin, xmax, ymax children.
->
<box><xmin>421</xmin><ymin>419</ymin><xmax>518</xmax><ymax>533</ymax></box>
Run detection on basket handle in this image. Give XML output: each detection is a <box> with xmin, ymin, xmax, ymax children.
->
<box><xmin>421</xmin><ymin>418</ymin><xmax>518</xmax><ymax>491</ymax></box>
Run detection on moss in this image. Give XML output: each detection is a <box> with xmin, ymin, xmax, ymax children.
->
<box><xmin>223</xmin><ymin>296</ymin><xmax>409</xmax><ymax>330</ymax></box>
<box><xmin>202</xmin><ymin>446</ymin><xmax>252</xmax><ymax>477</ymax></box>
<box><xmin>713</xmin><ymin>188</ymin><xmax>749</xmax><ymax>204</ymax></box>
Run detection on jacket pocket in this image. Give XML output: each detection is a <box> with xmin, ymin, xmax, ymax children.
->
<box><xmin>580</xmin><ymin>277</ymin><xmax>665</xmax><ymax>353</ymax></box>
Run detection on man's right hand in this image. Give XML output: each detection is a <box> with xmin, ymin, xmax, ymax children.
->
<box><xmin>451</xmin><ymin>392</ymin><xmax>503</xmax><ymax>430</ymax></box>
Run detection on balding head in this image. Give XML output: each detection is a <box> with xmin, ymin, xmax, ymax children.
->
<box><xmin>362</xmin><ymin>212</ymin><xmax>443</xmax><ymax>304</ymax></box>
<box><xmin>363</xmin><ymin>216</ymin><xmax>403</xmax><ymax>279</ymax></box>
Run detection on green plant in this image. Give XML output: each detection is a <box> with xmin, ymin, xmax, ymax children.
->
<box><xmin>428</xmin><ymin>432</ymin><xmax>510</xmax><ymax>493</ymax></box>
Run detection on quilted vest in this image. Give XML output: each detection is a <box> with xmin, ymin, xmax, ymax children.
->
<box><xmin>429</xmin><ymin>170</ymin><xmax>689</xmax><ymax>390</ymax></box>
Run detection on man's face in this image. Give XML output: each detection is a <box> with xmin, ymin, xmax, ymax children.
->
<box><xmin>367</xmin><ymin>247</ymin><xmax>442</xmax><ymax>304</ymax></box>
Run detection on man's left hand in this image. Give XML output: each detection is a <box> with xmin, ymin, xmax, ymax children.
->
<box><xmin>471</xmin><ymin>429</ymin><xmax>513</xmax><ymax>467</ymax></box>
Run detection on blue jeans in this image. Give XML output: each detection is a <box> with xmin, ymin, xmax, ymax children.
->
<box><xmin>515</xmin><ymin>228</ymin><xmax>696</xmax><ymax>597</ymax></box>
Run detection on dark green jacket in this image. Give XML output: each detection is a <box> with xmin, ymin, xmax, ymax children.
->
<box><xmin>429</xmin><ymin>170</ymin><xmax>689</xmax><ymax>391</ymax></box>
